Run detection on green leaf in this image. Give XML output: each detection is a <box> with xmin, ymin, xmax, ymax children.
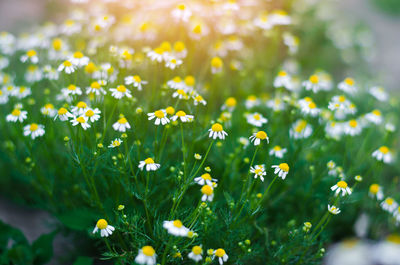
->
<box><xmin>32</xmin><ymin>231</ymin><xmax>57</xmax><ymax>265</ymax></box>
<box><xmin>73</xmin><ymin>256</ymin><xmax>93</xmax><ymax>265</ymax></box>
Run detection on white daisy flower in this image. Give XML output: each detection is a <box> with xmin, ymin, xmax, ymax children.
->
<box><xmin>211</xmin><ymin>57</ymin><xmax>223</xmax><ymax>74</ymax></box>
<box><xmin>57</xmin><ymin>60</ymin><xmax>75</xmax><ymax>74</ymax></box>
<box><xmin>165</xmin><ymin>57</ymin><xmax>182</xmax><ymax>69</ymax></box>
<box><xmin>214</xmin><ymin>248</ymin><xmax>229</xmax><ymax>265</ymax></box>
<box><xmin>201</xmin><ymin>185</ymin><xmax>214</xmax><ymax>202</ymax></box>
<box><xmin>246</xmin><ymin>112</ymin><xmax>268</xmax><ymax>127</ymax></box>
<box><xmin>40</xmin><ymin>103</ymin><xmax>57</xmax><ymax>117</ymax></box>
<box><xmin>167</xmin><ymin>76</ymin><xmax>184</xmax><ymax>90</ymax></box>
<box><xmin>71</xmin><ymin>101</ymin><xmax>89</xmax><ymax>116</ymax></box>
<box><xmin>188</xmin><ymin>245</ymin><xmax>203</xmax><ymax>262</ymax></box>
<box><xmin>328</xmin><ymin>205</ymin><xmax>341</xmax><ymax>215</ymax></box>
<box><xmin>125</xmin><ymin>75</ymin><xmax>147</xmax><ymax>91</ymax></box>
<box><xmin>84</xmin><ymin>108</ymin><xmax>101</xmax><ymax>122</ymax></box>
<box><xmin>171</xmin><ymin>110</ymin><xmax>194</xmax><ymax>123</ymax></box>
<box><xmin>381</xmin><ymin>197</ymin><xmax>398</xmax><ymax>213</ymax></box>
<box><xmin>61</xmin><ymin>84</ymin><xmax>82</xmax><ymax>96</ymax></box>
<box><xmin>365</xmin><ymin>109</ymin><xmax>383</xmax><ymax>125</ymax></box>
<box><xmin>369</xmin><ymin>184</ymin><xmax>384</xmax><ymax>200</ymax></box>
<box><xmin>271</xmin><ymin>163</ymin><xmax>289</xmax><ymax>179</ymax></box>
<box><xmin>372</xmin><ymin>146</ymin><xmax>393</xmax><ymax>164</ymax></box>
<box><xmin>208</xmin><ymin>123</ymin><xmax>228</xmax><ymax>140</ymax></box>
<box><xmin>15</xmin><ymin>86</ymin><xmax>31</xmax><ymax>99</ymax></box>
<box><xmin>245</xmin><ymin>95</ymin><xmax>260</xmax><ymax>109</ymax></box>
<box><xmin>70</xmin><ymin>51</ymin><xmax>89</xmax><ymax>67</ymax></box>
<box><xmin>273</xmin><ymin>70</ymin><xmax>293</xmax><ymax>90</ymax></box>
<box><xmin>369</xmin><ymin>86</ymin><xmax>388</xmax><ymax>102</ymax></box>
<box><xmin>110</xmin><ymin>85</ymin><xmax>132</xmax><ymax>99</ymax></box>
<box><xmin>331</xmin><ymin>180</ymin><xmax>352</xmax><ymax>196</ymax></box>
<box><xmin>171</xmin><ymin>3</ymin><xmax>192</xmax><ymax>22</ymax></box>
<box><xmin>193</xmin><ymin>94</ymin><xmax>207</xmax><ymax>106</ymax></box>
<box><xmin>290</xmin><ymin>120</ymin><xmax>312</xmax><ymax>139</ymax></box>
<box><xmin>20</xmin><ymin>50</ymin><xmax>38</xmax><ymax>64</ymax></box>
<box><xmin>250</xmin><ymin>165</ymin><xmax>266</xmax><ymax>182</ymax></box>
<box><xmin>147</xmin><ymin>48</ymin><xmax>164</xmax><ymax>62</ymax></box>
<box><xmin>108</xmin><ymin>138</ymin><xmax>122</xmax><ymax>148</ymax></box>
<box><xmin>172</xmin><ymin>89</ymin><xmax>189</xmax><ymax>100</ymax></box>
<box><xmin>266</xmin><ymin>98</ymin><xmax>286</xmax><ymax>112</ymax></box>
<box><xmin>92</xmin><ymin>219</ymin><xmax>114</xmax><ymax>237</ymax></box>
<box><xmin>71</xmin><ymin>116</ymin><xmax>90</xmax><ymax>130</ymax></box>
<box><xmin>23</xmin><ymin>123</ymin><xmax>45</xmax><ymax>139</ymax></box>
<box><xmin>6</xmin><ymin>108</ymin><xmax>28</xmax><ymax>122</ymax></box>
<box><xmin>163</xmin><ymin>220</ymin><xmax>189</xmax><ymax>237</ymax></box>
<box><xmin>344</xmin><ymin>119</ymin><xmax>362</xmax><ymax>136</ymax></box>
<box><xmin>303</xmin><ymin>74</ymin><xmax>322</xmax><ymax>93</ymax></box>
<box><xmin>0</xmin><ymin>90</ymin><xmax>8</xmax><ymax>104</ymax></box>
<box><xmin>112</xmin><ymin>117</ymin><xmax>131</xmax><ymax>132</ymax></box>
<box><xmin>138</xmin><ymin>158</ymin><xmax>160</xmax><ymax>171</ymax></box>
<box><xmin>325</xmin><ymin>121</ymin><xmax>344</xmax><ymax>139</ymax></box>
<box><xmin>135</xmin><ymin>246</ymin><xmax>157</xmax><ymax>265</ymax></box>
<box><xmin>269</xmin><ymin>146</ymin><xmax>287</xmax><ymax>158</ymax></box>
<box><xmin>55</xmin><ymin>107</ymin><xmax>73</xmax><ymax>121</ymax></box>
<box><xmin>249</xmin><ymin>131</ymin><xmax>269</xmax><ymax>146</ymax></box>
<box><xmin>338</xmin><ymin>77</ymin><xmax>357</xmax><ymax>94</ymax></box>
<box><xmin>194</xmin><ymin>173</ymin><xmax>217</xmax><ymax>186</ymax></box>
<box><xmin>86</xmin><ymin>81</ymin><xmax>106</xmax><ymax>96</ymax></box>
<box><xmin>148</xmin><ymin>110</ymin><xmax>170</xmax><ymax>125</ymax></box>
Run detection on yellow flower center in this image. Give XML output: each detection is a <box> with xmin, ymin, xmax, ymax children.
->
<box><xmin>45</xmin><ymin>103</ymin><xmax>54</xmax><ymax>109</ymax></box>
<box><xmin>192</xmin><ymin>246</ymin><xmax>202</xmax><ymax>255</ymax></box>
<box><xmin>144</xmin><ymin>158</ymin><xmax>154</xmax><ymax>164</ymax></box>
<box><xmin>369</xmin><ymin>184</ymin><xmax>379</xmax><ymax>194</ymax></box>
<box><xmin>76</xmin><ymin>117</ymin><xmax>86</xmax><ymax>123</ymax></box>
<box><xmin>85</xmin><ymin>110</ymin><xmax>94</xmax><ymax>117</ymax></box>
<box><xmin>308</xmin><ymin>102</ymin><xmax>316</xmax><ymax>109</ymax></box>
<box><xmin>30</xmin><ymin>123</ymin><xmax>38</xmax><ymax>131</ymax></box>
<box><xmin>195</xmin><ymin>95</ymin><xmax>204</xmax><ymax>102</ymax></box>
<box><xmin>172</xmin><ymin>76</ymin><xmax>182</xmax><ymax>83</ymax></box>
<box><xmin>116</xmin><ymin>85</ymin><xmax>127</xmax><ymax>92</ymax></box>
<box><xmin>177</xmin><ymin>3</ymin><xmax>186</xmax><ymax>10</ymax></box>
<box><xmin>77</xmin><ymin>101</ymin><xmax>87</xmax><ymax>109</ymax></box>
<box><xmin>337</xmin><ymin>180</ymin><xmax>348</xmax><ymax>189</ymax></box>
<box><xmin>12</xmin><ymin>109</ymin><xmax>21</xmax><ymax>116</ymax></box>
<box><xmin>201</xmin><ymin>185</ymin><xmax>213</xmax><ymax>195</ymax></box>
<box><xmin>386</xmin><ymin>198</ymin><xmax>394</xmax><ymax>205</ymax></box>
<box><xmin>344</xmin><ymin>77</ymin><xmax>354</xmax><ymax>86</ymax></box>
<box><xmin>278</xmin><ymin>70</ymin><xmax>287</xmax><ymax>76</ymax></box>
<box><xmin>58</xmin><ymin>108</ymin><xmax>67</xmax><ymax>115</ymax></box>
<box><xmin>91</xmin><ymin>82</ymin><xmax>100</xmax><ymax>89</ymax></box>
<box><xmin>211</xmin><ymin>123</ymin><xmax>223</xmax><ymax>132</ymax></box>
<box><xmin>73</xmin><ymin>51</ymin><xmax>83</xmax><ymax>58</ymax></box>
<box><xmin>273</xmin><ymin>146</ymin><xmax>281</xmax><ymax>151</ymax></box>
<box><xmin>28</xmin><ymin>65</ymin><xmax>37</xmax><ymax>72</ymax></box>
<box><xmin>295</xmin><ymin>120</ymin><xmax>307</xmax><ymax>133</ymax></box>
<box><xmin>309</xmin><ymin>75</ymin><xmax>319</xmax><ymax>84</ymax></box>
<box><xmin>215</xmin><ymin>248</ymin><xmax>226</xmax><ymax>257</ymax></box>
<box><xmin>253</xmin><ymin>114</ymin><xmax>261</xmax><ymax>120</ymax></box>
<box><xmin>173</xmin><ymin>220</ymin><xmax>183</xmax><ymax>228</ymax></box>
<box><xmin>96</xmin><ymin>219</ymin><xmax>108</xmax><ymax>229</ymax></box>
<box><xmin>193</xmin><ymin>24</ymin><xmax>202</xmax><ymax>34</ymax></box>
<box><xmin>211</xmin><ymin>57</ymin><xmax>223</xmax><ymax>68</ymax></box>
<box><xmin>349</xmin><ymin>120</ymin><xmax>358</xmax><ymax>128</ymax></box>
<box><xmin>184</xmin><ymin>76</ymin><xmax>195</xmax><ymax>86</ymax></box>
<box><xmin>255</xmin><ymin>131</ymin><xmax>267</xmax><ymax>139</ymax></box>
<box><xmin>133</xmin><ymin>75</ymin><xmax>141</xmax><ymax>82</ymax></box>
<box><xmin>27</xmin><ymin>50</ymin><xmax>36</xmax><ymax>57</ymax></box>
<box><xmin>113</xmin><ymin>140</ymin><xmax>121</xmax><ymax>146</ymax></box>
<box><xmin>176</xmin><ymin>110</ymin><xmax>186</xmax><ymax>117</ymax></box>
<box><xmin>166</xmin><ymin>107</ymin><xmax>175</xmax><ymax>115</ymax></box>
<box><xmin>63</xmin><ymin>60</ymin><xmax>72</xmax><ymax>67</ymax></box>
<box><xmin>379</xmin><ymin>146</ymin><xmax>389</xmax><ymax>154</ymax></box>
<box><xmin>201</xmin><ymin>173</ymin><xmax>212</xmax><ymax>180</ymax></box>
<box><xmin>177</xmin><ymin>89</ymin><xmax>186</xmax><ymax>96</ymax></box>
<box><xmin>118</xmin><ymin>117</ymin><xmax>128</xmax><ymax>124</ymax></box>
<box><xmin>170</xmin><ymin>58</ymin><xmax>177</xmax><ymax>64</ymax></box>
<box><xmin>154</xmin><ymin>110</ymin><xmax>165</xmax><ymax>118</ymax></box>
<box><xmin>142</xmin><ymin>246</ymin><xmax>155</xmax><ymax>257</ymax></box>
<box><xmin>372</xmin><ymin>109</ymin><xmax>381</xmax><ymax>116</ymax></box>
<box><xmin>68</xmin><ymin>84</ymin><xmax>76</xmax><ymax>91</ymax></box>
<box><xmin>174</xmin><ymin>41</ymin><xmax>185</xmax><ymax>52</ymax></box>
<box><xmin>52</xmin><ymin>38</ymin><xmax>62</xmax><ymax>51</ymax></box>
<box><xmin>279</xmin><ymin>163</ymin><xmax>289</xmax><ymax>172</ymax></box>
<box><xmin>254</xmin><ymin>168</ymin><xmax>263</xmax><ymax>175</ymax></box>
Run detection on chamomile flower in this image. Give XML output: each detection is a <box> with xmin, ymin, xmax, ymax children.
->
<box><xmin>246</xmin><ymin>112</ymin><xmax>268</xmax><ymax>127</ymax></box>
<box><xmin>113</xmin><ymin>117</ymin><xmax>131</xmax><ymax>132</ymax></box>
<box><xmin>167</xmin><ymin>76</ymin><xmax>183</xmax><ymax>90</ymax></box>
<box><xmin>273</xmin><ymin>70</ymin><xmax>293</xmax><ymax>90</ymax></box>
<box><xmin>303</xmin><ymin>74</ymin><xmax>322</xmax><ymax>93</ymax></box>
<box><xmin>84</xmin><ymin>108</ymin><xmax>101</xmax><ymax>122</ymax></box>
<box><xmin>92</xmin><ymin>219</ymin><xmax>114</xmax><ymax>237</ymax></box>
<box><xmin>300</xmin><ymin>100</ymin><xmax>320</xmax><ymax>117</ymax></box>
<box><xmin>138</xmin><ymin>158</ymin><xmax>160</xmax><ymax>171</ymax></box>
<box><xmin>148</xmin><ymin>110</ymin><xmax>170</xmax><ymax>125</ymax></box>
<box><xmin>110</xmin><ymin>85</ymin><xmax>132</xmax><ymax>99</ymax></box>
<box><xmin>369</xmin><ymin>184</ymin><xmax>384</xmax><ymax>200</ymax></box>
<box><xmin>214</xmin><ymin>248</ymin><xmax>229</xmax><ymax>265</ymax></box>
<box><xmin>249</xmin><ymin>131</ymin><xmax>269</xmax><ymax>146</ymax></box>
<box><xmin>331</xmin><ymin>180</ymin><xmax>352</xmax><ymax>196</ymax></box>
<box><xmin>62</xmin><ymin>84</ymin><xmax>82</xmax><ymax>96</ymax></box>
<box><xmin>147</xmin><ymin>47</ymin><xmax>164</xmax><ymax>62</ymax></box>
<box><xmin>193</xmin><ymin>94</ymin><xmax>207</xmax><ymax>106</ymax></box>
<box><xmin>165</xmin><ymin>57</ymin><xmax>182</xmax><ymax>69</ymax></box>
<box><xmin>20</xmin><ymin>50</ymin><xmax>38</xmax><ymax>64</ymax></box>
<box><xmin>23</xmin><ymin>123</ymin><xmax>45</xmax><ymax>139</ymax></box>
<box><xmin>71</xmin><ymin>101</ymin><xmax>88</xmax><ymax>115</ymax></box>
<box><xmin>40</xmin><ymin>103</ymin><xmax>57</xmax><ymax>117</ymax></box>
<box><xmin>271</xmin><ymin>163</ymin><xmax>289</xmax><ymax>179</ymax></box>
<box><xmin>266</xmin><ymin>98</ymin><xmax>286</xmax><ymax>112</ymax></box>
<box><xmin>211</xmin><ymin>57</ymin><xmax>223</xmax><ymax>74</ymax></box>
<box><xmin>108</xmin><ymin>138</ymin><xmax>122</xmax><ymax>148</ymax></box>
<box><xmin>325</xmin><ymin>121</ymin><xmax>344</xmax><ymax>139</ymax></box>
<box><xmin>194</xmin><ymin>173</ymin><xmax>217</xmax><ymax>186</ymax></box>
<box><xmin>171</xmin><ymin>110</ymin><xmax>194</xmax><ymax>122</ymax></box>
<box><xmin>15</xmin><ymin>86</ymin><xmax>31</xmax><ymax>99</ymax></box>
<box><xmin>57</xmin><ymin>60</ymin><xmax>75</xmax><ymax>74</ymax></box>
<box><xmin>201</xmin><ymin>185</ymin><xmax>214</xmax><ymax>202</ymax></box>
<box><xmin>163</xmin><ymin>220</ymin><xmax>189</xmax><ymax>237</ymax></box>
<box><xmin>369</xmin><ymin>86</ymin><xmax>388</xmax><ymax>102</ymax></box>
<box><xmin>55</xmin><ymin>107</ymin><xmax>73</xmax><ymax>121</ymax></box>
<box><xmin>372</xmin><ymin>146</ymin><xmax>393</xmax><ymax>164</ymax></box>
<box><xmin>125</xmin><ymin>75</ymin><xmax>147</xmax><ymax>91</ymax></box>
<box><xmin>338</xmin><ymin>77</ymin><xmax>357</xmax><ymax>94</ymax></box>
<box><xmin>245</xmin><ymin>95</ymin><xmax>260</xmax><ymax>109</ymax></box>
<box><xmin>381</xmin><ymin>197</ymin><xmax>398</xmax><ymax>213</ymax></box>
<box><xmin>208</xmin><ymin>123</ymin><xmax>228</xmax><ymax>140</ymax></box>
<box><xmin>290</xmin><ymin>119</ymin><xmax>312</xmax><ymax>139</ymax></box>
<box><xmin>171</xmin><ymin>3</ymin><xmax>192</xmax><ymax>22</ymax></box>
<box><xmin>269</xmin><ymin>145</ymin><xmax>287</xmax><ymax>158</ymax></box>
<box><xmin>221</xmin><ymin>97</ymin><xmax>237</xmax><ymax>112</ymax></box>
<box><xmin>135</xmin><ymin>246</ymin><xmax>156</xmax><ymax>265</ymax></box>
<box><xmin>328</xmin><ymin>205</ymin><xmax>341</xmax><ymax>215</ymax></box>
<box><xmin>270</xmin><ymin>10</ymin><xmax>292</xmax><ymax>25</ymax></box>
<box><xmin>172</xmin><ymin>89</ymin><xmax>189</xmax><ymax>100</ymax></box>
<box><xmin>86</xmin><ymin>81</ymin><xmax>106</xmax><ymax>96</ymax></box>
<box><xmin>365</xmin><ymin>109</ymin><xmax>383</xmax><ymax>125</ymax></box>
<box><xmin>188</xmin><ymin>245</ymin><xmax>203</xmax><ymax>262</ymax></box>
<box><xmin>344</xmin><ymin>119</ymin><xmax>362</xmax><ymax>136</ymax></box>
<box><xmin>250</xmin><ymin>165</ymin><xmax>266</xmax><ymax>182</ymax></box>
<box><xmin>0</xmin><ymin>90</ymin><xmax>8</xmax><ymax>104</ymax></box>
<box><xmin>6</xmin><ymin>108</ymin><xmax>28</xmax><ymax>122</ymax></box>
<box><xmin>70</xmin><ymin>51</ymin><xmax>89</xmax><ymax>67</ymax></box>
<box><xmin>71</xmin><ymin>116</ymin><xmax>90</xmax><ymax>130</ymax></box>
